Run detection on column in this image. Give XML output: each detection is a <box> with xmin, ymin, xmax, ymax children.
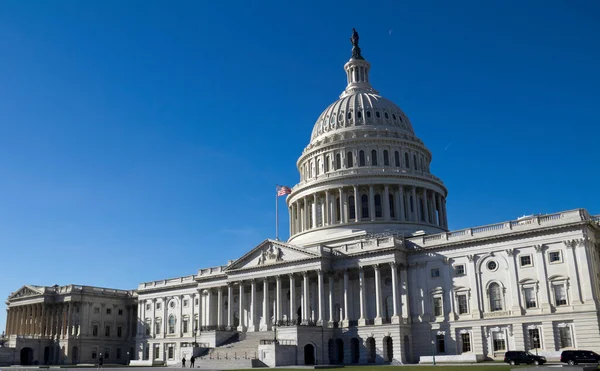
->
<box><xmin>400</xmin><ymin>264</ymin><xmax>410</xmax><ymax>322</ymax></box>
<box><xmin>227</xmin><ymin>284</ymin><xmax>233</xmax><ymax>330</ymax></box>
<box><xmin>317</xmin><ymin>270</ymin><xmax>324</xmax><ymax>326</ymax></box>
<box><xmin>217</xmin><ymin>288</ymin><xmax>223</xmax><ymax>329</ymax></box>
<box><xmin>342</xmin><ymin>270</ymin><xmax>350</xmax><ymax>327</ymax></box>
<box><xmin>289</xmin><ymin>274</ymin><xmax>296</xmax><ymax>324</ymax></box>
<box><xmin>332</xmin><ymin>190</ymin><xmax>338</xmax><ymax>224</ymax></box>
<box><xmin>506</xmin><ymin>249</ymin><xmax>522</xmax><ymax>314</ymax></box>
<box><xmin>390</xmin><ymin>263</ymin><xmax>400</xmax><ymax>323</ymax></box>
<box><xmin>533</xmin><ymin>245</ymin><xmax>552</xmax><ymax>311</ymax></box>
<box><xmin>276</xmin><ymin>276</ymin><xmax>282</xmax><ymax>324</ymax></box>
<box><xmin>358</xmin><ymin>267</ymin><xmax>366</xmax><ymax>326</ymax></box>
<box><xmin>303</xmin><ymin>197</ymin><xmax>309</xmax><ymax>230</ymax></box>
<box><xmin>353</xmin><ymin>186</ymin><xmax>359</xmax><ymax>222</ymax></box>
<box><xmin>383</xmin><ymin>185</ymin><xmax>390</xmax><ymax>220</ymax></box>
<box><xmin>374</xmin><ymin>265</ymin><xmax>383</xmax><ymax>325</ymax></box>
<box><xmin>302</xmin><ymin>272</ymin><xmax>309</xmax><ymax>325</ymax></box>
<box><xmin>422</xmin><ymin>189</ymin><xmax>429</xmax><ymax>224</ymax></box>
<box><xmin>369</xmin><ymin>185</ymin><xmax>375</xmax><ymax>221</ymax></box>
<box><xmin>294</xmin><ymin>203</ymin><xmax>299</xmax><ymax>233</ymax></box>
<box><xmin>564</xmin><ymin>242</ymin><xmax>582</xmax><ymax>305</ymax></box>
<box><xmin>434</xmin><ymin>193</ymin><xmax>441</xmax><ymax>226</ymax></box>
<box><xmin>396</xmin><ymin>186</ymin><xmax>403</xmax><ymax>221</ymax></box>
<box><xmin>328</xmin><ymin>274</ymin><xmax>334</xmax><ymax>325</ymax></box>
<box><xmin>324</xmin><ymin>191</ymin><xmax>330</xmax><ymax>226</ymax></box>
<box><xmin>288</xmin><ymin>206</ymin><xmax>293</xmax><ymax>236</ymax></box>
<box><xmin>411</xmin><ymin>186</ymin><xmax>417</xmax><ymax>221</ymax></box>
<box><xmin>237</xmin><ymin>283</ymin><xmax>245</xmax><ymax>331</ymax></box>
<box><xmin>442</xmin><ymin>198</ymin><xmax>448</xmax><ymax>228</ymax></box>
<box><xmin>6</xmin><ymin>309</ymin><xmax>12</xmax><ymax>335</ymax></box>
<box><xmin>190</xmin><ymin>294</ymin><xmax>195</xmax><ymax>335</ymax></box>
<box><xmin>163</xmin><ymin>297</ymin><xmax>168</xmax><ymax>336</ymax></box>
<box><xmin>340</xmin><ymin>187</ymin><xmax>347</xmax><ymax>223</ymax></box>
<box><xmin>312</xmin><ymin>193</ymin><xmax>318</xmax><ymax>228</ymax></box>
<box><xmin>261</xmin><ymin>279</ymin><xmax>270</xmax><ymax>330</ymax></box>
<box><xmin>66</xmin><ymin>302</ymin><xmax>73</xmax><ymax>337</ymax></box>
<box><xmin>467</xmin><ymin>256</ymin><xmax>482</xmax><ymax>317</ymax></box>
<box><xmin>197</xmin><ymin>290</ymin><xmax>203</xmax><ymax>331</ymax></box>
<box><xmin>249</xmin><ymin>279</ymin><xmax>256</xmax><ymax>331</ymax></box>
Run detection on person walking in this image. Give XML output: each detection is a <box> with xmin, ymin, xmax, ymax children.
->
<box><xmin>182</xmin><ymin>356</ymin><xmax>186</xmax><ymax>368</ymax></box>
<box><xmin>98</xmin><ymin>355</ymin><xmax>104</xmax><ymax>369</ymax></box>
<box><xmin>190</xmin><ymin>355</ymin><xmax>195</xmax><ymax>368</ymax></box>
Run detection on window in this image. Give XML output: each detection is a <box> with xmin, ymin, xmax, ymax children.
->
<box><xmin>489</xmin><ymin>283</ymin><xmax>503</xmax><ymax>311</ymax></box>
<box><xmin>528</xmin><ymin>328</ymin><xmax>541</xmax><ymax>349</ymax></box>
<box><xmin>116</xmin><ymin>348</ymin><xmax>122</xmax><ymax>360</ymax></box>
<box><xmin>492</xmin><ymin>332</ymin><xmax>506</xmax><ymax>351</ymax></box>
<box><xmin>106</xmin><ymin>308</ymin><xmax>112</xmax><ymax>315</ymax></box>
<box><xmin>104</xmin><ymin>349</ymin><xmax>110</xmax><ymax>359</ymax></box>
<box><xmin>144</xmin><ymin>346</ymin><xmax>150</xmax><ymax>360</ymax></box>
<box><xmin>374</xmin><ymin>194</ymin><xmax>382</xmax><ymax>218</ymax></box>
<box><xmin>389</xmin><ymin>194</ymin><xmax>395</xmax><ymax>218</ymax></box>
<box><xmin>376</xmin><ymin>111</ymin><xmax>381</xmax><ymax>118</ymax></box>
<box><xmin>335</xmin><ymin>197</ymin><xmax>341</xmax><ymax>222</ymax></box>
<box><xmin>146</xmin><ymin>303</ymin><xmax>151</xmax><ymax>311</ymax></box>
<box><xmin>520</xmin><ymin>255</ymin><xmax>533</xmax><ymax>267</ymax></box>
<box><xmin>92</xmin><ymin>350</ymin><xmax>97</xmax><ymax>359</ymax></box>
<box><xmin>316</xmin><ymin>158</ymin><xmax>320</xmax><ymax>175</ymax></box>
<box><xmin>559</xmin><ymin>326</ymin><xmax>573</xmax><ymax>348</ymax></box>
<box><xmin>357</xmin><ymin>111</ymin><xmax>362</xmax><ymax>119</ymax></box>
<box><xmin>153</xmin><ymin>345</ymin><xmax>160</xmax><ymax>360</ymax></box>
<box><xmin>94</xmin><ymin>307</ymin><xmax>100</xmax><ymax>314</ymax></box>
<box><xmin>431</xmin><ymin>268</ymin><xmax>440</xmax><ymax>278</ymax></box>
<box><xmin>384</xmin><ymin>112</ymin><xmax>389</xmax><ymax>119</ymax></box>
<box><xmin>325</xmin><ymin>155</ymin><xmax>330</xmax><ymax>172</ymax></box>
<box><xmin>361</xmin><ymin>194</ymin><xmax>369</xmax><ymax>219</ymax></box>
<box><xmin>183</xmin><ymin>319</ymin><xmax>189</xmax><ymax>333</ymax></box>
<box><xmin>105</xmin><ymin>325</ymin><xmax>110</xmax><ymax>337</ymax></box>
<box><xmin>117</xmin><ymin>326</ymin><xmax>122</xmax><ymax>337</ymax></box>
<box><xmin>145</xmin><ymin>322</ymin><xmax>151</xmax><ymax>336</ymax></box>
<box><xmin>554</xmin><ymin>284</ymin><xmax>567</xmax><ymax>306</ymax></box>
<box><xmin>433</xmin><ymin>297</ymin><xmax>443</xmax><ymax>316</ymax></box>
<box><xmin>436</xmin><ymin>334</ymin><xmax>445</xmax><ymax>353</ymax></box>
<box><xmin>155</xmin><ymin>321</ymin><xmax>161</xmax><ymax>334</ymax></box>
<box><xmin>487</xmin><ymin>261</ymin><xmax>498</xmax><ymax>271</ymax></box>
<box><xmin>92</xmin><ymin>325</ymin><xmax>98</xmax><ymax>336</ymax></box>
<box><xmin>359</xmin><ymin>151</ymin><xmax>365</xmax><ymax>166</ymax></box>
<box><xmin>404</xmin><ymin>153</ymin><xmax>410</xmax><ymax>168</ymax></box>
<box><xmin>335</xmin><ymin>154</ymin><xmax>341</xmax><ymax>169</ymax></box>
<box><xmin>383</xmin><ymin>150</ymin><xmax>389</xmax><ymax>166</ymax></box>
<box><xmin>457</xmin><ymin>295</ymin><xmax>468</xmax><ymax>314</ymax></box>
<box><xmin>183</xmin><ymin>299</ymin><xmax>189</xmax><ymax>307</ymax></box>
<box><xmin>371</xmin><ymin>150</ymin><xmax>378</xmax><ymax>166</ymax></box>
<box><xmin>394</xmin><ymin>151</ymin><xmax>400</xmax><ymax>167</ymax></box>
<box><xmin>195</xmin><ymin>298</ymin><xmax>199</xmax><ymax>306</ymax></box>
<box><xmin>168</xmin><ymin>315</ymin><xmax>176</xmax><ymax>334</ymax></box>
<box><xmin>454</xmin><ymin>265</ymin><xmax>465</xmax><ymax>276</ymax></box>
<box><xmin>347</xmin><ymin>152</ymin><xmax>353</xmax><ymax>168</ymax></box>
<box><xmin>549</xmin><ymin>251</ymin><xmax>562</xmax><ymax>263</ymax></box>
<box><xmin>524</xmin><ymin>287</ymin><xmax>537</xmax><ymax>308</ymax></box>
<box><xmin>413</xmin><ymin>154</ymin><xmax>418</xmax><ymax>170</ymax></box>
<box><xmin>349</xmin><ymin>196</ymin><xmax>356</xmax><ymax>220</ymax></box>
<box><xmin>118</xmin><ymin>309</ymin><xmax>123</xmax><ymax>316</ymax></box>
<box><xmin>156</xmin><ymin>303</ymin><xmax>161</xmax><ymax>310</ymax></box>
<box><xmin>366</xmin><ymin>111</ymin><xmax>371</xmax><ymax>118</ymax></box>
<box><xmin>461</xmin><ymin>333</ymin><xmax>471</xmax><ymax>353</ymax></box>
<box><xmin>168</xmin><ymin>345</ymin><xmax>174</xmax><ymax>359</ymax></box>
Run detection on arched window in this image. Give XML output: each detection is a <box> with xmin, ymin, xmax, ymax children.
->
<box><xmin>413</xmin><ymin>154</ymin><xmax>418</xmax><ymax>170</ymax></box>
<box><xmin>366</xmin><ymin>111</ymin><xmax>371</xmax><ymax>118</ymax></box>
<box><xmin>371</xmin><ymin>150</ymin><xmax>378</xmax><ymax>166</ymax></box>
<box><xmin>335</xmin><ymin>197</ymin><xmax>341</xmax><ymax>222</ymax></box>
<box><xmin>325</xmin><ymin>155</ymin><xmax>330</xmax><ymax>172</ymax></box>
<box><xmin>389</xmin><ymin>194</ymin><xmax>395</xmax><ymax>218</ymax></box>
<box><xmin>361</xmin><ymin>195</ymin><xmax>369</xmax><ymax>219</ymax></box>
<box><xmin>316</xmin><ymin>158</ymin><xmax>320</xmax><ymax>176</ymax></box>
<box><xmin>347</xmin><ymin>152</ymin><xmax>353</xmax><ymax>168</ymax></box>
<box><xmin>394</xmin><ymin>151</ymin><xmax>400</xmax><ymax>167</ymax></box>
<box><xmin>383</xmin><ymin>150</ymin><xmax>389</xmax><ymax>166</ymax></box>
<box><xmin>489</xmin><ymin>283</ymin><xmax>503</xmax><ymax>311</ymax></box>
<box><xmin>335</xmin><ymin>154</ymin><xmax>341</xmax><ymax>170</ymax></box>
<box><xmin>168</xmin><ymin>315</ymin><xmax>176</xmax><ymax>334</ymax></box>
<box><xmin>349</xmin><ymin>196</ymin><xmax>356</xmax><ymax>220</ymax></box>
<box><xmin>359</xmin><ymin>151</ymin><xmax>365</xmax><ymax>166</ymax></box>
<box><xmin>357</xmin><ymin>111</ymin><xmax>362</xmax><ymax>119</ymax></box>
<box><xmin>374</xmin><ymin>194</ymin><xmax>382</xmax><ymax>218</ymax></box>
<box><xmin>405</xmin><ymin>153</ymin><xmax>410</xmax><ymax>168</ymax></box>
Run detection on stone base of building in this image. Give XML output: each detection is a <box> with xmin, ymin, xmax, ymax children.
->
<box><xmin>419</xmin><ymin>354</ymin><xmax>485</xmax><ymax>363</ymax></box>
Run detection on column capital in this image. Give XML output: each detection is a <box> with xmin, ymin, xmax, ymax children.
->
<box><xmin>288</xmin><ymin>273</ymin><xmax>295</xmax><ymax>279</ymax></box>
<box><xmin>388</xmin><ymin>261</ymin><xmax>398</xmax><ymax>269</ymax></box>
<box><xmin>373</xmin><ymin>263</ymin><xmax>380</xmax><ymax>271</ymax></box>
<box><xmin>302</xmin><ymin>271</ymin><xmax>309</xmax><ymax>277</ymax></box>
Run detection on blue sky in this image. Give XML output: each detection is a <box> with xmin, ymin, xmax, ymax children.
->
<box><xmin>0</xmin><ymin>0</ymin><xmax>598</xmax><ymax>331</ymax></box>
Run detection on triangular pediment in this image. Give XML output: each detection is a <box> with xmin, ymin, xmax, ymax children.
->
<box><xmin>226</xmin><ymin>239</ymin><xmax>320</xmax><ymax>271</ymax></box>
<box><xmin>8</xmin><ymin>285</ymin><xmax>44</xmax><ymax>300</ymax></box>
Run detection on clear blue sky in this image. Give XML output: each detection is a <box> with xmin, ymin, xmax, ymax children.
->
<box><xmin>1</xmin><ymin>0</ymin><xmax>598</xmax><ymax>331</ymax></box>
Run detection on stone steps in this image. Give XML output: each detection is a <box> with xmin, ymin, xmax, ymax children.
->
<box><xmin>198</xmin><ymin>331</ymin><xmax>274</xmax><ymax>366</ymax></box>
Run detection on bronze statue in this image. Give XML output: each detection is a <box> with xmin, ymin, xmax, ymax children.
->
<box><xmin>350</xmin><ymin>28</ymin><xmax>363</xmax><ymax>59</ymax></box>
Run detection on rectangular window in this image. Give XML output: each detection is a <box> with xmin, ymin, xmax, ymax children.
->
<box><xmin>94</xmin><ymin>307</ymin><xmax>100</xmax><ymax>314</ymax></box>
<box><xmin>104</xmin><ymin>349</ymin><xmax>110</xmax><ymax>359</ymax></box>
<box><xmin>118</xmin><ymin>309</ymin><xmax>123</xmax><ymax>315</ymax></box>
<box><xmin>183</xmin><ymin>320</ymin><xmax>188</xmax><ymax>333</ymax></box>
<box><xmin>116</xmin><ymin>348</ymin><xmax>122</xmax><ymax>360</ymax></box>
<box><xmin>168</xmin><ymin>346</ymin><xmax>174</xmax><ymax>359</ymax></box>
<box><xmin>528</xmin><ymin>328</ymin><xmax>541</xmax><ymax>349</ymax></box>
<box><xmin>492</xmin><ymin>332</ymin><xmax>506</xmax><ymax>351</ymax></box>
<box><xmin>431</xmin><ymin>268</ymin><xmax>440</xmax><ymax>278</ymax></box>
<box><xmin>520</xmin><ymin>255</ymin><xmax>533</xmax><ymax>267</ymax></box>
<box><xmin>156</xmin><ymin>303</ymin><xmax>161</xmax><ymax>310</ymax></box>
<box><xmin>457</xmin><ymin>295</ymin><xmax>469</xmax><ymax>314</ymax></box>
<box><xmin>146</xmin><ymin>303</ymin><xmax>151</xmax><ymax>311</ymax></box>
<box><xmin>436</xmin><ymin>334</ymin><xmax>445</xmax><ymax>353</ymax></box>
<box><xmin>117</xmin><ymin>326</ymin><xmax>122</xmax><ymax>337</ymax></box>
<box><xmin>144</xmin><ymin>346</ymin><xmax>150</xmax><ymax>360</ymax></box>
<box><xmin>155</xmin><ymin>322</ymin><xmax>161</xmax><ymax>335</ymax></box>
<box><xmin>145</xmin><ymin>323</ymin><xmax>151</xmax><ymax>336</ymax></box>
<box><xmin>461</xmin><ymin>333</ymin><xmax>471</xmax><ymax>353</ymax></box>
<box><xmin>559</xmin><ymin>326</ymin><xmax>573</xmax><ymax>348</ymax></box>
<box><xmin>183</xmin><ymin>300</ymin><xmax>189</xmax><ymax>307</ymax></box>
<box><xmin>92</xmin><ymin>350</ymin><xmax>97</xmax><ymax>359</ymax></box>
<box><xmin>433</xmin><ymin>297</ymin><xmax>443</xmax><ymax>317</ymax></box>
<box><xmin>524</xmin><ymin>287</ymin><xmax>537</xmax><ymax>308</ymax></box>
<box><xmin>153</xmin><ymin>345</ymin><xmax>160</xmax><ymax>360</ymax></box>
<box><xmin>454</xmin><ymin>265</ymin><xmax>465</xmax><ymax>276</ymax></box>
<box><xmin>92</xmin><ymin>325</ymin><xmax>98</xmax><ymax>336</ymax></box>
<box><xmin>195</xmin><ymin>298</ymin><xmax>199</xmax><ymax>306</ymax></box>
<box><xmin>106</xmin><ymin>308</ymin><xmax>112</xmax><ymax>315</ymax></box>
<box><xmin>105</xmin><ymin>326</ymin><xmax>110</xmax><ymax>337</ymax></box>
<box><xmin>554</xmin><ymin>285</ymin><xmax>567</xmax><ymax>306</ymax></box>
<box><xmin>549</xmin><ymin>251</ymin><xmax>562</xmax><ymax>263</ymax></box>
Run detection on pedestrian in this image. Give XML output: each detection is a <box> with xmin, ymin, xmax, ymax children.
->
<box><xmin>182</xmin><ymin>356</ymin><xmax>186</xmax><ymax>368</ymax></box>
<box><xmin>98</xmin><ymin>355</ymin><xmax>103</xmax><ymax>369</ymax></box>
<box><xmin>190</xmin><ymin>355</ymin><xmax>195</xmax><ymax>368</ymax></box>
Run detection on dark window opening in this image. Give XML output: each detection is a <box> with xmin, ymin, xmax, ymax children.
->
<box><xmin>371</xmin><ymin>150</ymin><xmax>378</xmax><ymax>166</ymax></box>
<box><xmin>361</xmin><ymin>195</ymin><xmax>369</xmax><ymax>219</ymax></box>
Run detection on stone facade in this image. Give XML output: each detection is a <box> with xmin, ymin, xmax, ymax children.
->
<box><xmin>4</xmin><ymin>32</ymin><xmax>600</xmax><ymax>366</ymax></box>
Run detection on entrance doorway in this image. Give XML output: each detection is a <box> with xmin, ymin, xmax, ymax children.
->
<box><xmin>383</xmin><ymin>336</ymin><xmax>393</xmax><ymax>362</ymax></box>
<box><xmin>366</xmin><ymin>337</ymin><xmax>376</xmax><ymax>363</ymax></box>
<box><xmin>403</xmin><ymin>335</ymin><xmax>411</xmax><ymax>363</ymax></box>
<box><xmin>350</xmin><ymin>338</ymin><xmax>359</xmax><ymax>364</ymax></box>
<box><xmin>304</xmin><ymin>344</ymin><xmax>315</xmax><ymax>365</ymax></box>
<box><xmin>44</xmin><ymin>346</ymin><xmax>50</xmax><ymax>365</ymax></box>
<box><xmin>72</xmin><ymin>346</ymin><xmax>79</xmax><ymax>364</ymax></box>
<box><xmin>335</xmin><ymin>339</ymin><xmax>344</xmax><ymax>364</ymax></box>
<box><xmin>20</xmin><ymin>347</ymin><xmax>34</xmax><ymax>365</ymax></box>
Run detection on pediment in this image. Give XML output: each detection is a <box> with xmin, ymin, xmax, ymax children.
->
<box><xmin>226</xmin><ymin>239</ymin><xmax>320</xmax><ymax>271</ymax></box>
<box><xmin>8</xmin><ymin>285</ymin><xmax>44</xmax><ymax>300</ymax></box>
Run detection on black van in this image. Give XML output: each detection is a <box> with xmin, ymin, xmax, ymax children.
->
<box><xmin>504</xmin><ymin>351</ymin><xmax>547</xmax><ymax>365</ymax></box>
<box><xmin>560</xmin><ymin>350</ymin><xmax>600</xmax><ymax>365</ymax></box>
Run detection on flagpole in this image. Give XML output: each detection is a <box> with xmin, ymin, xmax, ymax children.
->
<box><xmin>275</xmin><ymin>184</ymin><xmax>279</xmax><ymax>241</ymax></box>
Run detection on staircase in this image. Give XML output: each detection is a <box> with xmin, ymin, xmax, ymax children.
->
<box><xmin>195</xmin><ymin>331</ymin><xmax>273</xmax><ymax>369</ymax></box>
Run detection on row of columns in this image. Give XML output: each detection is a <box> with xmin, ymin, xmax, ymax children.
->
<box><xmin>140</xmin><ymin>294</ymin><xmax>198</xmax><ymax>338</ymax></box>
<box><xmin>198</xmin><ymin>262</ymin><xmax>409</xmax><ymax>331</ymax></box>
<box><xmin>289</xmin><ymin>185</ymin><xmax>448</xmax><ymax>235</ymax></box>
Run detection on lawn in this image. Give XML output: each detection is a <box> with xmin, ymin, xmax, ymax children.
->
<box><xmin>231</xmin><ymin>367</ymin><xmax>541</xmax><ymax>371</ymax></box>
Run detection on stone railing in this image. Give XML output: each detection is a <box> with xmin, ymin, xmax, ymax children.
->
<box><xmin>412</xmin><ymin>209</ymin><xmax>591</xmax><ymax>248</ymax></box>
<box><xmin>139</xmin><ymin>275</ymin><xmax>197</xmax><ymax>289</ymax></box>
<box><xmin>197</xmin><ymin>266</ymin><xmax>229</xmax><ymax>277</ymax></box>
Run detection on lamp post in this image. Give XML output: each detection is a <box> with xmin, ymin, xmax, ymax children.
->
<box><xmin>193</xmin><ymin>326</ymin><xmax>198</xmax><ymax>347</ymax></box>
<box><xmin>431</xmin><ymin>340</ymin><xmax>436</xmax><ymax>366</ymax></box>
<box><xmin>533</xmin><ymin>336</ymin><xmax>538</xmax><ymax>356</ymax></box>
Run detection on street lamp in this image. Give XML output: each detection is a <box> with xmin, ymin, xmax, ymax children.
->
<box><xmin>431</xmin><ymin>340</ymin><xmax>436</xmax><ymax>366</ymax></box>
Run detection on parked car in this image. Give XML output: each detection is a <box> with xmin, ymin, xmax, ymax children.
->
<box><xmin>560</xmin><ymin>350</ymin><xmax>600</xmax><ymax>365</ymax></box>
<box><xmin>504</xmin><ymin>350</ymin><xmax>547</xmax><ymax>365</ymax></box>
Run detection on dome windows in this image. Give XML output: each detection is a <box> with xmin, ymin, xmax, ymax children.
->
<box><xmin>347</xmin><ymin>152</ymin><xmax>354</xmax><ymax>168</ymax></box>
<box><xmin>384</xmin><ymin>112</ymin><xmax>389</xmax><ymax>119</ymax></box>
<box><xmin>347</xmin><ymin>112</ymin><xmax>352</xmax><ymax>120</ymax></box>
<box><xmin>366</xmin><ymin>111</ymin><xmax>371</xmax><ymax>118</ymax></box>
<box><xmin>361</xmin><ymin>195</ymin><xmax>369</xmax><ymax>219</ymax></box>
<box><xmin>374</xmin><ymin>194</ymin><xmax>382</xmax><ymax>218</ymax></box>
<box><xmin>357</xmin><ymin>111</ymin><xmax>362</xmax><ymax>119</ymax></box>
<box><xmin>335</xmin><ymin>154</ymin><xmax>342</xmax><ymax>170</ymax></box>
<box><xmin>392</xmin><ymin>114</ymin><xmax>396</xmax><ymax>120</ymax></box>
<box><xmin>394</xmin><ymin>151</ymin><xmax>400</xmax><ymax>167</ymax></box>
<box><xmin>359</xmin><ymin>151</ymin><xmax>366</xmax><ymax>166</ymax></box>
<box><xmin>376</xmin><ymin>111</ymin><xmax>381</xmax><ymax>118</ymax></box>
<box><xmin>325</xmin><ymin>155</ymin><xmax>330</xmax><ymax>172</ymax></box>
<box><xmin>383</xmin><ymin>150</ymin><xmax>390</xmax><ymax>166</ymax></box>
<box><xmin>371</xmin><ymin>150</ymin><xmax>378</xmax><ymax>166</ymax></box>
<box><xmin>405</xmin><ymin>153</ymin><xmax>410</xmax><ymax>168</ymax></box>
<box><xmin>349</xmin><ymin>196</ymin><xmax>356</xmax><ymax>220</ymax></box>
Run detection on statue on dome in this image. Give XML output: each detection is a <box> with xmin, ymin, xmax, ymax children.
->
<box><xmin>350</xmin><ymin>28</ymin><xmax>363</xmax><ymax>59</ymax></box>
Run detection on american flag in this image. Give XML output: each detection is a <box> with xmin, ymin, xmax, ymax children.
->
<box><xmin>276</xmin><ymin>185</ymin><xmax>292</xmax><ymax>196</ymax></box>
